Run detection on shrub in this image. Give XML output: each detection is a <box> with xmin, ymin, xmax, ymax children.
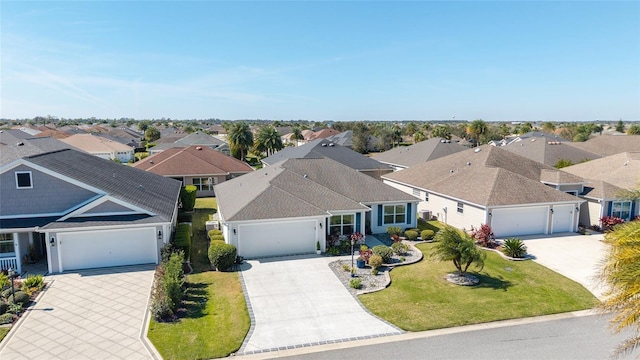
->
<box><xmin>208</xmin><ymin>242</ymin><xmax>237</xmax><ymax>271</ymax></box>
<box><xmin>341</xmin><ymin>264</ymin><xmax>351</xmax><ymax>272</ymax></box>
<box><xmin>386</xmin><ymin>226</ymin><xmax>403</xmax><ymax>237</ymax></box>
<box><xmin>404</xmin><ymin>230</ymin><xmax>419</xmax><ymax>241</ymax></box>
<box><xmin>371</xmin><ymin>268</ymin><xmax>379</xmax><ymax>276</ymax></box>
<box><xmin>373</xmin><ymin>245</ymin><xmax>394</xmax><ymax>263</ymax></box>
<box><xmin>177</xmin><ymin>212</ymin><xmax>192</xmax><ymax>223</ymax></box>
<box><xmin>209</xmin><ymin>235</ymin><xmax>225</xmax><ymax>242</ymax></box>
<box><xmin>0</xmin><ymin>273</ymin><xmax>8</xmax><ymax>290</ymax></box>
<box><xmin>368</xmin><ymin>254</ymin><xmax>383</xmax><ymax>270</ymax></box>
<box><xmin>470</xmin><ymin>224</ymin><xmax>497</xmax><ymax>248</ymax></box>
<box><xmin>6</xmin><ymin>302</ymin><xmax>22</xmax><ymax>314</ymax></box>
<box><xmin>150</xmin><ymin>265</ymin><xmax>173</xmax><ymax>321</ymax></box>
<box><xmin>421</xmin><ymin>229</ymin><xmax>435</xmax><ymax>240</ymax></box>
<box><xmin>359</xmin><ymin>245</ymin><xmax>372</xmax><ymax>263</ymax></box>
<box><xmin>180</xmin><ymin>185</ymin><xmax>197</xmax><ymax>211</ymax></box>
<box><xmin>391</xmin><ymin>242</ymin><xmax>409</xmax><ymax>255</ymax></box>
<box><xmin>0</xmin><ymin>313</ymin><xmax>13</xmax><ymax>325</ymax></box>
<box><xmin>8</xmin><ymin>291</ymin><xmax>29</xmax><ymax>306</ymax></box>
<box><xmin>1</xmin><ymin>287</ymin><xmax>13</xmax><ymax>300</ymax></box>
<box><xmin>349</xmin><ymin>278</ymin><xmax>362</xmax><ymax>289</ymax></box>
<box><xmin>22</xmin><ymin>274</ymin><xmax>44</xmax><ymax>291</ymax></box>
<box><xmin>327</xmin><ymin>247</ymin><xmax>341</xmax><ymax>256</ymax></box>
<box><xmin>164</xmin><ymin>251</ymin><xmax>185</xmax><ymax>313</ymax></box>
<box><xmin>207</xmin><ymin>229</ymin><xmax>222</xmax><ymax>239</ymax></box>
<box><xmin>0</xmin><ymin>302</ymin><xmax>6</xmax><ymax>315</ymax></box>
<box><xmin>601</xmin><ymin>216</ymin><xmax>625</xmax><ymax>232</ymax></box>
<box><xmin>502</xmin><ymin>238</ymin><xmax>527</xmax><ymax>258</ymax></box>
<box><xmin>173</xmin><ymin>224</ymin><xmax>192</xmax><ymax>260</ymax></box>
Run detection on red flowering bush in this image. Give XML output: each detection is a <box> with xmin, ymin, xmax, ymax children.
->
<box><xmin>470</xmin><ymin>224</ymin><xmax>497</xmax><ymax>248</ymax></box>
<box><xmin>600</xmin><ymin>216</ymin><xmax>625</xmax><ymax>232</ymax></box>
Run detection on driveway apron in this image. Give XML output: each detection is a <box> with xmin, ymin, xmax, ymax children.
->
<box><xmin>239</xmin><ymin>255</ymin><xmax>401</xmax><ymax>354</ymax></box>
<box><xmin>521</xmin><ymin>233</ymin><xmax>609</xmax><ymax>299</ymax></box>
<box><xmin>0</xmin><ymin>265</ymin><xmax>156</xmax><ymax>360</ymax></box>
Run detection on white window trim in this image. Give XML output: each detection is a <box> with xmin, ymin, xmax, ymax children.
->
<box><xmin>330</xmin><ymin>214</ymin><xmax>355</xmax><ymax>236</ymax></box>
<box><xmin>15</xmin><ymin>171</ymin><xmax>33</xmax><ymax>189</ymax></box>
<box><xmin>383</xmin><ymin>204</ymin><xmax>406</xmax><ymax>225</ymax></box>
<box><xmin>611</xmin><ymin>200</ymin><xmax>632</xmax><ymax>221</ymax></box>
<box><xmin>457</xmin><ymin>202</ymin><xmax>464</xmax><ymax>213</ymax></box>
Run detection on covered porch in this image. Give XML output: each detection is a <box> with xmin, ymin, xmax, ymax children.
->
<box><xmin>0</xmin><ymin>231</ymin><xmax>48</xmax><ymax>275</ymax></box>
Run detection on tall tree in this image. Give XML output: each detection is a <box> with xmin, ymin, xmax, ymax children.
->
<box><xmin>351</xmin><ymin>122</ymin><xmax>370</xmax><ymax>153</ymax></box>
<box><xmin>254</xmin><ymin>126</ymin><xmax>283</xmax><ymax>157</ymax></box>
<box><xmin>291</xmin><ymin>126</ymin><xmax>304</xmax><ymax>146</ymax></box>
<box><xmin>627</xmin><ymin>124</ymin><xmax>640</xmax><ymax>135</ymax></box>
<box><xmin>431</xmin><ymin>124</ymin><xmax>452</xmax><ymax>140</ymax></box>
<box><xmin>542</xmin><ymin>122</ymin><xmax>556</xmax><ymax>133</ymax></box>
<box><xmin>228</xmin><ymin>122</ymin><xmax>254</xmax><ymax>161</ymax></box>
<box><xmin>616</xmin><ymin>119</ymin><xmax>625</xmax><ymax>133</ymax></box>
<box><xmin>467</xmin><ymin>119</ymin><xmax>488</xmax><ymax>146</ymax></box>
<box><xmin>145</xmin><ymin>126</ymin><xmax>161</xmax><ymax>142</ymax></box>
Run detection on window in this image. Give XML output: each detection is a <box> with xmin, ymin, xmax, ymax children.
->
<box><xmin>330</xmin><ymin>214</ymin><xmax>354</xmax><ymax>236</ymax></box>
<box><xmin>457</xmin><ymin>202</ymin><xmax>464</xmax><ymax>213</ymax></box>
<box><xmin>383</xmin><ymin>204</ymin><xmax>405</xmax><ymax>225</ymax></box>
<box><xmin>192</xmin><ymin>177</ymin><xmax>215</xmax><ymax>191</ymax></box>
<box><xmin>611</xmin><ymin>201</ymin><xmax>632</xmax><ymax>221</ymax></box>
<box><xmin>0</xmin><ymin>233</ymin><xmax>15</xmax><ymax>255</ymax></box>
<box><xmin>15</xmin><ymin>171</ymin><xmax>32</xmax><ymax>189</ymax></box>
<box><xmin>424</xmin><ymin>193</ymin><xmax>429</xmax><ymax>202</ymax></box>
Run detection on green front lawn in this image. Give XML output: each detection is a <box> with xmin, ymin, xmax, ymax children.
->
<box><xmin>359</xmin><ymin>242</ymin><xmax>599</xmax><ymax>331</ymax></box>
<box><xmin>0</xmin><ymin>327</ymin><xmax>8</xmax><ymax>342</ymax></box>
<box><xmin>148</xmin><ymin>199</ymin><xmax>250</xmax><ymax>359</ymax></box>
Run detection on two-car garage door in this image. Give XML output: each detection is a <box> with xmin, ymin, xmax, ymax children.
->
<box><xmin>58</xmin><ymin>227</ymin><xmax>158</xmax><ymax>271</ymax></box>
<box><xmin>237</xmin><ymin>220</ymin><xmax>317</xmax><ymax>258</ymax></box>
<box><xmin>490</xmin><ymin>205</ymin><xmax>575</xmax><ymax>237</ymax></box>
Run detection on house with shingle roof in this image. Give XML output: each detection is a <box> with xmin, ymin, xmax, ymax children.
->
<box><xmin>60</xmin><ymin>133</ymin><xmax>135</xmax><ymax>162</ymax></box>
<box><xmin>561</xmin><ymin>152</ymin><xmax>640</xmax><ymax>227</ymax></box>
<box><xmin>0</xmin><ymin>148</ymin><xmax>181</xmax><ymax>274</ymax></box>
<box><xmin>501</xmin><ymin>136</ymin><xmax>601</xmax><ymax>167</ymax></box>
<box><xmin>133</xmin><ymin>145</ymin><xmax>253</xmax><ymax>197</ymax></box>
<box><xmin>371</xmin><ymin>137</ymin><xmax>468</xmax><ymax>170</ymax></box>
<box><xmin>566</xmin><ymin>134</ymin><xmax>640</xmax><ymax>157</ymax></box>
<box><xmin>382</xmin><ymin>145</ymin><xmax>585</xmax><ymax>237</ymax></box>
<box><xmin>261</xmin><ymin>139</ymin><xmax>393</xmax><ymax>179</ymax></box>
<box><xmin>149</xmin><ymin>131</ymin><xmax>229</xmax><ymax>155</ymax></box>
<box><xmin>214</xmin><ymin>157</ymin><xmax>419</xmax><ymax>258</ymax></box>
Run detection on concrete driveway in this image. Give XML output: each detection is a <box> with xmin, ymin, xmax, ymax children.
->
<box><xmin>0</xmin><ymin>265</ymin><xmax>156</xmax><ymax>360</ymax></box>
<box><xmin>520</xmin><ymin>233</ymin><xmax>609</xmax><ymax>299</ymax></box>
<box><xmin>239</xmin><ymin>255</ymin><xmax>401</xmax><ymax>354</ymax></box>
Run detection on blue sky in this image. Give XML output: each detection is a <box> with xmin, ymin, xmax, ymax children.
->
<box><xmin>1</xmin><ymin>1</ymin><xmax>638</xmax><ymax>122</ymax></box>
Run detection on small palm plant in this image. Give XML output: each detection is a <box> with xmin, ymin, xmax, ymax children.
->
<box><xmin>501</xmin><ymin>238</ymin><xmax>527</xmax><ymax>258</ymax></box>
<box><xmin>431</xmin><ymin>225</ymin><xmax>486</xmax><ymax>275</ymax></box>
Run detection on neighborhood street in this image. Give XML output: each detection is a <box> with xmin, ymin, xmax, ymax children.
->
<box><xmin>244</xmin><ymin>312</ymin><xmax>635</xmax><ymax>360</ymax></box>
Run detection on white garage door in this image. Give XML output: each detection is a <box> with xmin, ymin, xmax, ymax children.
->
<box><xmin>491</xmin><ymin>206</ymin><xmax>548</xmax><ymax>237</ymax></box>
<box><xmin>552</xmin><ymin>204</ymin><xmax>574</xmax><ymax>233</ymax></box>
<box><xmin>238</xmin><ymin>220</ymin><xmax>316</xmax><ymax>258</ymax></box>
<box><xmin>58</xmin><ymin>228</ymin><xmax>158</xmax><ymax>271</ymax></box>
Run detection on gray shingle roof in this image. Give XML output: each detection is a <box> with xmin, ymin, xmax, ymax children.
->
<box><xmin>561</xmin><ymin>152</ymin><xmax>640</xmax><ymax>190</ymax></box>
<box><xmin>262</xmin><ymin>139</ymin><xmax>391</xmax><ymax>172</ymax></box>
<box><xmin>383</xmin><ymin>145</ymin><xmax>580</xmax><ymax>207</ymax></box>
<box><xmin>567</xmin><ymin>135</ymin><xmax>640</xmax><ymax>156</ymax></box>
<box><xmin>215</xmin><ymin>157</ymin><xmax>417</xmax><ymax>222</ymax></box>
<box><xmin>24</xmin><ymin>149</ymin><xmax>181</xmax><ymax>222</ymax></box>
<box><xmin>502</xmin><ymin>137</ymin><xmax>601</xmax><ymax>166</ymax></box>
<box><xmin>371</xmin><ymin>137</ymin><xmax>467</xmax><ymax>168</ymax></box>
<box><xmin>0</xmin><ymin>132</ymin><xmax>73</xmax><ymax>165</ymax></box>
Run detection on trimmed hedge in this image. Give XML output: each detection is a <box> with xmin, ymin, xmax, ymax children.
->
<box><xmin>164</xmin><ymin>251</ymin><xmax>185</xmax><ymax>313</ymax></box>
<box><xmin>8</xmin><ymin>291</ymin><xmax>29</xmax><ymax>307</ymax></box>
<box><xmin>180</xmin><ymin>185</ymin><xmax>197</xmax><ymax>211</ymax></box>
<box><xmin>0</xmin><ymin>313</ymin><xmax>13</xmax><ymax>325</ymax></box>
<box><xmin>421</xmin><ymin>229</ymin><xmax>435</xmax><ymax>240</ymax></box>
<box><xmin>173</xmin><ymin>224</ymin><xmax>192</xmax><ymax>261</ymax></box>
<box><xmin>208</xmin><ymin>242</ymin><xmax>237</xmax><ymax>271</ymax></box>
<box><xmin>368</xmin><ymin>254</ymin><xmax>383</xmax><ymax>270</ymax></box>
<box><xmin>207</xmin><ymin>229</ymin><xmax>222</xmax><ymax>239</ymax></box>
<box><xmin>386</xmin><ymin>226</ymin><xmax>403</xmax><ymax>237</ymax></box>
<box><xmin>404</xmin><ymin>230</ymin><xmax>419</xmax><ymax>240</ymax></box>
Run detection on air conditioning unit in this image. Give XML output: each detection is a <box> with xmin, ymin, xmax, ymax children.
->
<box><xmin>419</xmin><ymin>210</ymin><xmax>432</xmax><ymax>221</ymax></box>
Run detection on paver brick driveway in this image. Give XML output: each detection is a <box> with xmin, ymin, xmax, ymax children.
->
<box><xmin>0</xmin><ymin>265</ymin><xmax>156</xmax><ymax>360</ymax></box>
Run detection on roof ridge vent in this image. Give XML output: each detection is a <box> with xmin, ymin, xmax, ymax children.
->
<box><xmin>328</xmin><ymin>143</ymin><xmax>334</xmax><ymax>147</ymax></box>
<box><xmin>321</xmin><ymin>143</ymin><xmax>327</xmax><ymax>147</ymax></box>
<box><xmin>474</xmin><ymin>148</ymin><xmax>481</xmax><ymax>153</ymax></box>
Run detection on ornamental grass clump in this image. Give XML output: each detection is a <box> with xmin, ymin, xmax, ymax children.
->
<box><xmin>501</xmin><ymin>238</ymin><xmax>527</xmax><ymax>258</ymax></box>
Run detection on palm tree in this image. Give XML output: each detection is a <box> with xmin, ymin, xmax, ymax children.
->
<box><xmin>431</xmin><ymin>124</ymin><xmax>452</xmax><ymax>140</ymax></box>
<box><xmin>254</xmin><ymin>126</ymin><xmax>283</xmax><ymax>157</ymax></box>
<box><xmin>598</xmin><ymin>219</ymin><xmax>640</xmax><ymax>357</ymax></box>
<box><xmin>227</xmin><ymin>121</ymin><xmax>253</xmax><ymax>161</ymax></box>
<box><xmin>431</xmin><ymin>225</ymin><xmax>486</xmax><ymax>275</ymax></box>
<box><xmin>467</xmin><ymin>119</ymin><xmax>487</xmax><ymax>147</ymax></box>
<box><xmin>291</xmin><ymin>126</ymin><xmax>304</xmax><ymax>146</ymax></box>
